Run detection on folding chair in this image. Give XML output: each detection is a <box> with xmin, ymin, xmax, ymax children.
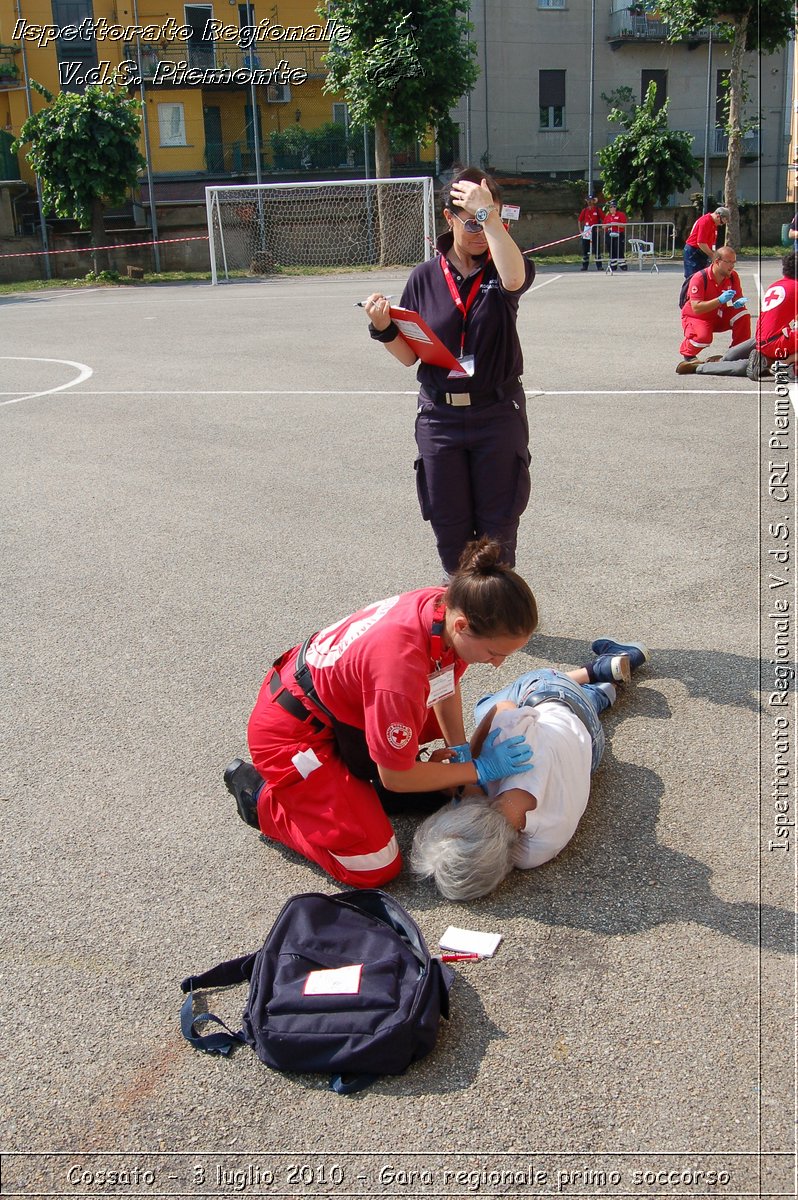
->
<box><xmin>628</xmin><ymin>237</ymin><xmax>658</xmax><ymax>273</ymax></box>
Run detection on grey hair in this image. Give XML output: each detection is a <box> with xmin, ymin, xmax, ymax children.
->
<box><xmin>410</xmin><ymin>796</ymin><xmax>518</xmax><ymax>900</ymax></box>
<box><xmin>714</xmin><ymin>206</ymin><xmax>730</xmax><ymax>219</ymax></box>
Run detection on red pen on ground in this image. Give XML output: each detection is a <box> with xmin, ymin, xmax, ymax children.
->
<box><xmin>439</xmin><ymin>952</ymin><xmax>481</xmax><ymax>962</ymax></box>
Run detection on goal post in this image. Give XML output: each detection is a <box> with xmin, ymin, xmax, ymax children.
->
<box><xmin>205</xmin><ymin>176</ymin><xmax>436</xmax><ymax>283</ymax></box>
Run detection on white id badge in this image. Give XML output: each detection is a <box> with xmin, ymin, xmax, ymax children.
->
<box><xmin>427</xmin><ymin>664</ymin><xmax>456</xmax><ymax>706</ymax></box>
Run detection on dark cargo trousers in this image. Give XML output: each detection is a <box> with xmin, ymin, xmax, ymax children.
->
<box><xmin>414</xmin><ymin>383</ymin><xmax>532</xmax><ymax>576</ymax></box>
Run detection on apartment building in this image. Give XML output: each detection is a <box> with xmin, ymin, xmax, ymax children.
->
<box><xmin>451</xmin><ymin>0</ymin><xmax>793</xmax><ymax>203</ymax></box>
<box><xmin>0</xmin><ymin>0</ymin><xmax>364</xmax><ymax>186</ymax></box>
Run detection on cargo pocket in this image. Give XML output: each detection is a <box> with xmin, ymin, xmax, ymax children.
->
<box><xmin>414</xmin><ymin>455</ymin><xmax>432</xmax><ymax>522</ymax></box>
<box><xmin>510</xmin><ymin>449</ymin><xmax>532</xmax><ymax>520</ymax></box>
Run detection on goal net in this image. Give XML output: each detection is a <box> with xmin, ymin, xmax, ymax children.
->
<box><xmin>205</xmin><ymin>177</ymin><xmax>435</xmax><ymax>282</ymax></box>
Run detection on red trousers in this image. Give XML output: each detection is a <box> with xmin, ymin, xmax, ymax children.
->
<box><xmin>680</xmin><ymin>307</ymin><xmax>751</xmax><ymax>358</ymax></box>
<box><xmin>247</xmin><ymin>666</ymin><xmax>443</xmax><ymax>887</ymax></box>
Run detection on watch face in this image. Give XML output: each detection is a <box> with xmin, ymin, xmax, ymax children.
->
<box><xmin>475</xmin><ymin>207</ymin><xmax>489</xmax><ymax>223</ymax></box>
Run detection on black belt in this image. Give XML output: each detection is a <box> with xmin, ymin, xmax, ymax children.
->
<box><xmin>268</xmin><ymin>668</ymin><xmax>325</xmax><ymax>731</ymax></box>
<box><xmin>420</xmin><ymin>379</ymin><xmax>520</xmax><ymax>408</ymax></box>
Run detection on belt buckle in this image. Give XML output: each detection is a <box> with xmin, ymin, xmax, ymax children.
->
<box><xmin>446</xmin><ymin>392</ymin><xmax>471</xmax><ymax>407</ymax></box>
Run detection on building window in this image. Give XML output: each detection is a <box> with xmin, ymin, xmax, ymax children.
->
<box><xmin>642</xmin><ymin>69</ymin><xmax>667</xmax><ymax>111</ymax></box>
<box><xmin>539</xmin><ymin>70</ymin><xmax>565</xmax><ymax>129</ymax></box>
<box><xmin>184</xmin><ymin>3</ymin><xmax>214</xmax><ymax>69</ymax></box>
<box><xmin>51</xmin><ymin>0</ymin><xmax>98</xmax><ymax>92</ymax></box>
<box><xmin>332</xmin><ymin>103</ymin><xmax>350</xmax><ymax>131</ymax></box>
<box><xmin>538</xmin><ymin>0</ymin><xmax>565</xmax><ymax>7</ymax></box>
<box><xmin>158</xmin><ymin>103</ymin><xmax>187</xmax><ymax>147</ymax></box>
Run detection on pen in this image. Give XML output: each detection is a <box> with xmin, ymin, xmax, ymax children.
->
<box><xmin>353</xmin><ymin>295</ymin><xmax>394</xmax><ymax>307</ymax></box>
<box><xmin>439</xmin><ymin>952</ymin><xmax>481</xmax><ymax>962</ymax></box>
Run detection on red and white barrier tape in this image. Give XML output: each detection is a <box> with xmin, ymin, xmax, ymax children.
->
<box><xmin>0</xmin><ymin>234</ymin><xmax>210</xmax><ymax>260</ymax></box>
<box><xmin>523</xmin><ymin>233</ymin><xmax>582</xmax><ymax>254</ymax></box>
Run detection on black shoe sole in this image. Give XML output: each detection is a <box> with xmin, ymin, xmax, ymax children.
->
<box><xmin>223</xmin><ymin>758</ymin><xmax>262</xmax><ymax>829</ymax></box>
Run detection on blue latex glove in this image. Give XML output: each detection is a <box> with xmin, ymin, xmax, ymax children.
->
<box><xmin>448</xmin><ymin>743</ymin><xmax>472</xmax><ymax>763</ymax></box>
<box><xmin>731</xmin><ymin>297</ymin><xmax>748</xmax><ymax>309</ymax></box>
<box><xmin>718</xmin><ymin>288</ymin><xmax>735</xmax><ymax>304</ymax></box>
<box><xmin>474</xmin><ymin>728</ymin><xmax>534</xmax><ymax>787</ymax></box>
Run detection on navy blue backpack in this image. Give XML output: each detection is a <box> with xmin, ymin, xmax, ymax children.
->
<box><xmin>180</xmin><ymin>889</ymin><xmax>453</xmax><ymax>1094</ymax></box>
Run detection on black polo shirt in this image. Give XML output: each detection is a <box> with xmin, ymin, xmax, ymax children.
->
<box><xmin>399</xmin><ymin>230</ymin><xmax>535</xmax><ymax>395</ymax></box>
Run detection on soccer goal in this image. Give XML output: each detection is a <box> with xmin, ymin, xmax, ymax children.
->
<box><xmin>205</xmin><ymin>176</ymin><xmax>436</xmax><ymax>283</ymax></box>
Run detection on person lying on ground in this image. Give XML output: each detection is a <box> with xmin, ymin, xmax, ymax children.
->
<box><xmin>411</xmin><ymin>638</ymin><xmax>650</xmax><ymax>900</ymax></box>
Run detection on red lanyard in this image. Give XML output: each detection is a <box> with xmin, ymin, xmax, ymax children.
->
<box><xmin>430</xmin><ymin>603</ymin><xmax>447</xmax><ymax>668</ymax></box>
<box><xmin>439</xmin><ymin>255</ymin><xmax>484</xmax><ymax>357</ymax></box>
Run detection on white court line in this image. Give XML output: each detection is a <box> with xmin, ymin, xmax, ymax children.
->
<box><xmin>0</xmin><ymin>357</ymin><xmax>93</xmax><ymax>407</ymax></box>
<box><xmin>528</xmin><ymin>274</ymin><xmax>562</xmax><ymax>292</ymax></box>
<box><xmin>11</xmin><ymin>386</ymin><xmax>757</xmax><ymax>397</ymax></box>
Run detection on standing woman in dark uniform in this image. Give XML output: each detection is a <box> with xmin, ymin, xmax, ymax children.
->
<box><xmin>363</xmin><ymin>167</ymin><xmax>536</xmax><ymax>577</ymax></box>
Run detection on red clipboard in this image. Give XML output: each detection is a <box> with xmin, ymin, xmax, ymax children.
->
<box><xmin>389</xmin><ymin>306</ymin><xmax>475</xmax><ymax>379</ymax></box>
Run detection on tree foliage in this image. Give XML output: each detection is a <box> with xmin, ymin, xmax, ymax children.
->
<box><xmin>654</xmin><ymin>0</ymin><xmax>793</xmax><ymax>54</ymax></box>
<box><xmin>14</xmin><ymin>83</ymin><xmax>145</xmax><ymax>234</ymax></box>
<box><xmin>320</xmin><ymin>0</ymin><xmax>478</xmax><ymax>175</ymax></box>
<box><xmin>597</xmin><ymin>83</ymin><xmax>701</xmax><ymax>220</ymax></box>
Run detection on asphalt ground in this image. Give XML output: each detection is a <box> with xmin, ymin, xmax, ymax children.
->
<box><xmin>1</xmin><ymin>257</ymin><xmax>795</xmax><ymax>1200</ymax></box>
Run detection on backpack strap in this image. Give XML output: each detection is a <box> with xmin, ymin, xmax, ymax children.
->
<box><xmin>179</xmin><ymin>953</ymin><xmax>257</xmax><ymax>1057</ymax></box>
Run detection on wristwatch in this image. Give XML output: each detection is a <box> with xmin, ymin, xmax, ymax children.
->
<box><xmin>474</xmin><ymin>205</ymin><xmax>495</xmax><ymax>224</ymax></box>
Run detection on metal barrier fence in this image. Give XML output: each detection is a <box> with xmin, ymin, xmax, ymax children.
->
<box><xmin>582</xmin><ymin>222</ymin><xmax>676</xmax><ymax>272</ymax></box>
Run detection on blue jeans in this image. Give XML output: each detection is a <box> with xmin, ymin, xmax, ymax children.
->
<box><xmin>474</xmin><ymin>668</ymin><xmax>608</xmax><ymax>773</ymax></box>
<box><xmin>683</xmin><ymin>243</ymin><xmax>710</xmax><ymax>279</ymax></box>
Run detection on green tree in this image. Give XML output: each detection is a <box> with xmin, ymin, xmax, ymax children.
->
<box><xmin>597</xmin><ymin>83</ymin><xmax>701</xmax><ymax>221</ymax></box>
<box><xmin>321</xmin><ymin>0</ymin><xmax>478</xmax><ymax>179</ymax></box>
<box><xmin>14</xmin><ymin>83</ymin><xmax>145</xmax><ymax>273</ymax></box>
<box><xmin>654</xmin><ymin>0</ymin><xmax>794</xmax><ymax>248</ymax></box>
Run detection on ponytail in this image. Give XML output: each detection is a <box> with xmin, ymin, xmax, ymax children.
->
<box><xmin>444</xmin><ymin>538</ymin><xmax>538</xmax><ymax>639</ymax></box>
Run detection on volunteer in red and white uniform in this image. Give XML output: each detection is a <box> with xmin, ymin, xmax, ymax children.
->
<box><xmin>678</xmin><ymin>247</ymin><xmax>750</xmax><ymax>367</ymax></box>
<box><xmin>683</xmin><ymin>206</ymin><xmax>729</xmax><ymax>278</ymax></box>
<box><xmin>603</xmin><ymin>199</ymin><xmax>628</xmax><ymax>270</ymax></box>
<box><xmin>578</xmin><ymin>193</ymin><xmax>604</xmax><ymax>271</ymax></box>
<box><xmin>223</xmin><ymin>540</ymin><xmax>539</xmax><ymax>888</ymax></box>
<box><xmin>756</xmin><ymin>251</ymin><xmax>798</xmax><ymax>367</ymax></box>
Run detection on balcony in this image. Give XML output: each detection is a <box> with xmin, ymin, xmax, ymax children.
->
<box><xmin>713</xmin><ymin>126</ymin><xmax>760</xmax><ymax>158</ymax></box>
<box><xmin>0</xmin><ymin>44</ymin><xmax>20</xmax><ymax>89</ymax></box>
<box><xmin>124</xmin><ymin>39</ymin><xmax>327</xmax><ymax>85</ymax></box>
<box><xmin>608</xmin><ymin>8</ymin><xmax>714</xmax><ymax>46</ymax></box>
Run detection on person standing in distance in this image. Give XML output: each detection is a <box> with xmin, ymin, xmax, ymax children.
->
<box><xmin>363</xmin><ymin>167</ymin><xmax>536</xmax><ymax>578</ymax></box>
<box><xmin>577</xmin><ymin>193</ymin><xmax>604</xmax><ymax>271</ymax></box>
<box><xmin>603</xmin><ymin>199</ymin><xmax>628</xmax><ymax>271</ymax></box>
<box><xmin>683</xmin><ymin>206</ymin><xmax>729</xmax><ymax>278</ymax></box>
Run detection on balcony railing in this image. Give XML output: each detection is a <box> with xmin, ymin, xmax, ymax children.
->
<box><xmin>123</xmin><ymin>39</ymin><xmax>327</xmax><ymax>81</ymax></box>
<box><xmin>0</xmin><ymin>44</ymin><xmax>20</xmax><ymax>89</ymax></box>
<box><xmin>681</xmin><ymin>127</ymin><xmax>761</xmax><ymax>157</ymax></box>
<box><xmin>608</xmin><ymin>8</ymin><xmax>714</xmax><ymax>42</ymax></box>
<box><xmin>713</xmin><ymin>126</ymin><xmax>759</xmax><ymax>156</ymax></box>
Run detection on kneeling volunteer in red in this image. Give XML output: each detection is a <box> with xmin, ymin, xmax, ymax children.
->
<box><xmin>233</xmin><ymin>540</ymin><xmax>538</xmax><ymax>887</ymax></box>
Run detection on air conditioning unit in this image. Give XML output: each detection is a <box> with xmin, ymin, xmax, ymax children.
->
<box><xmin>267</xmin><ymin>83</ymin><xmax>291</xmax><ymax>103</ymax></box>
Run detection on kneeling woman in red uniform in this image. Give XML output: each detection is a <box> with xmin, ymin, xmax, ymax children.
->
<box><xmin>224</xmin><ymin>539</ymin><xmax>538</xmax><ymax>888</ymax></box>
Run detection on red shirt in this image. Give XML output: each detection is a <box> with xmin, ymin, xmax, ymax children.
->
<box><xmin>296</xmin><ymin>588</ymin><xmax>468</xmax><ymax>771</ymax></box>
<box><xmin>578</xmin><ymin>206</ymin><xmax>604</xmax><ymax>231</ymax></box>
<box><xmin>603</xmin><ymin>209</ymin><xmax>627</xmax><ymax>232</ymax></box>
<box><xmin>756</xmin><ymin>277</ymin><xmax>798</xmax><ymax>350</ymax></box>
<box><xmin>686</xmin><ymin>212</ymin><xmax>719</xmax><ymax>251</ymax></box>
<box><xmin>681</xmin><ymin>266</ymin><xmax>743</xmax><ymax>317</ymax></box>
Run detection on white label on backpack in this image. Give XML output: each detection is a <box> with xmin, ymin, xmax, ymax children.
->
<box><xmin>303</xmin><ymin>963</ymin><xmax>363</xmax><ymax>996</ymax></box>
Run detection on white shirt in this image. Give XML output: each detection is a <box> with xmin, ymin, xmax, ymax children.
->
<box><xmin>487</xmin><ymin>703</ymin><xmax>592</xmax><ymax>868</ymax></box>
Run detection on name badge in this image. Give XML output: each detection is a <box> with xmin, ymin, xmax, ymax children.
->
<box><xmin>427</xmin><ymin>664</ymin><xmax>455</xmax><ymax>706</ymax></box>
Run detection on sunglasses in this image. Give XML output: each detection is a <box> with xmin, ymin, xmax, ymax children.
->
<box><xmin>449</xmin><ymin>211</ymin><xmax>485</xmax><ymax>235</ymax></box>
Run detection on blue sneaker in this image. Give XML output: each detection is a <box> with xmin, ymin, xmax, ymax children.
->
<box><xmin>591</xmin><ymin>638</ymin><xmax>649</xmax><ymax>673</ymax></box>
<box><xmin>591</xmin><ymin>653</ymin><xmax>631</xmax><ymax>684</ymax></box>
